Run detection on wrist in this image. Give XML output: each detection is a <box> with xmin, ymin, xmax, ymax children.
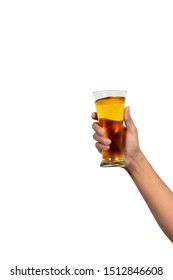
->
<box><xmin>124</xmin><ymin>149</ymin><xmax>145</xmax><ymax>173</ymax></box>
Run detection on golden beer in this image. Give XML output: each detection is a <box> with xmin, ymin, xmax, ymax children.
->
<box><xmin>93</xmin><ymin>91</ymin><xmax>126</xmax><ymax>167</ymax></box>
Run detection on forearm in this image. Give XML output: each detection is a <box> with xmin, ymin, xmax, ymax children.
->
<box><xmin>126</xmin><ymin>151</ymin><xmax>173</xmax><ymax>243</ymax></box>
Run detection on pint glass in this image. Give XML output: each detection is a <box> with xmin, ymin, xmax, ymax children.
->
<box><xmin>92</xmin><ymin>90</ymin><xmax>127</xmax><ymax>167</ymax></box>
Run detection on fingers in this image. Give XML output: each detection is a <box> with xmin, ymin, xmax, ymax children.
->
<box><xmin>91</xmin><ymin>118</ymin><xmax>111</xmax><ymax>152</ymax></box>
<box><xmin>92</xmin><ymin>122</ymin><xmax>104</xmax><ymax>136</ymax></box>
<box><xmin>95</xmin><ymin>142</ymin><xmax>110</xmax><ymax>152</ymax></box>
<box><xmin>92</xmin><ymin>122</ymin><xmax>111</xmax><ymax>145</ymax></box>
<box><xmin>93</xmin><ymin>132</ymin><xmax>111</xmax><ymax>145</ymax></box>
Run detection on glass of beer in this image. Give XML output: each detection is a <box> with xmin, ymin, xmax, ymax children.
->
<box><xmin>92</xmin><ymin>90</ymin><xmax>127</xmax><ymax>167</ymax></box>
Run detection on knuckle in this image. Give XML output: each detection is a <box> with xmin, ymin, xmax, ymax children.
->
<box><xmin>95</xmin><ymin>142</ymin><xmax>100</xmax><ymax>150</ymax></box>
<box><xmin>131</xmin><ymin>125</ymin><xmax>137</xmax><ymax>133</ymax></box>
<box><xmin>92</xmin><ymin>122</ymin><xmax>98</xmax><ymax>131</ymax></box>
<box><xmin>92</xmin><ymin>133</ymin><xmax>97</xmax><ymax>140</ymax></box>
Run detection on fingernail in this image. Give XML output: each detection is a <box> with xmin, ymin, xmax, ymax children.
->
<box><xmin>103</xmin><ymin>145</ymin><xmax>110</xmax><ymax>150</ymax></box>
<box><xmin>98</xmin><ymin>128</ymin><xmax>104</xmax><ymax>136</ymax></box>
<box><xmin>104</xmin><ymin>138</ymin><xmax>111</xmax><ymax>145</ymax></box>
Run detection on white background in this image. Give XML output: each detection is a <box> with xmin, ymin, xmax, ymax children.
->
<box><xmin>0</xmin><ymin>0</ymin><xmax>173</xmax><ymax>279</ymax></box>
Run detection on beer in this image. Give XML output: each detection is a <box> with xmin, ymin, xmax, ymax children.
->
<box><xmin>94</xmin><ymin>95</ymin><xmax>126</xmax><ymax>167</ymax></box>
<box><xmin>98</xmin><ymin>118</ymin><xmax>124</xmax><ymax>164</ymax></box>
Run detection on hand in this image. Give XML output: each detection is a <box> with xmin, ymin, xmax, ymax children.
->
<box><xmin>91</xmin><ymin>107</ymin><xmax>141</xmax><ymax>168</ymax></box>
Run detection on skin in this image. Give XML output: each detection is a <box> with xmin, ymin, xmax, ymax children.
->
<box><xmin>92</xmin><ymin>106</ymin><xmax>173</xmax><ymax>243</ymax></box>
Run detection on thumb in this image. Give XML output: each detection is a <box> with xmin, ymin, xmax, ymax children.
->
<box><xmin>124</xmin><ymin>106</ymin><xmax>136</xmax><ymax>132</ymax></box>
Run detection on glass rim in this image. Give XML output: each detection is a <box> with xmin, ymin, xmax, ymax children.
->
<box><xmin>92</xmin><ymin>90</ymin><xmax>127</xmax><ymax>101</ymax></box>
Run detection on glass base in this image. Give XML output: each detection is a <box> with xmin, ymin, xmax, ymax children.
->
<box><xmin>100</xmin><ymin>160</ymin><xmax>125</xmax><ymax>168</ymax></box>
